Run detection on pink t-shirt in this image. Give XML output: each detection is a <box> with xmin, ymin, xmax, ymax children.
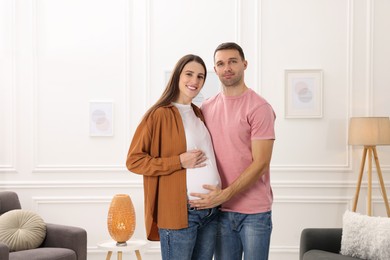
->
<box><xmin>201</xmin><ymin>88</ymin><xmax>276</xmax><ymax>214</ymax></box>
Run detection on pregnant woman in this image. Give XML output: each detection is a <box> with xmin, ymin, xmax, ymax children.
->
<box><xmin>126</xmin><ymin>54</ymin><xmax>220</xmax><ymax>260</ymax></box>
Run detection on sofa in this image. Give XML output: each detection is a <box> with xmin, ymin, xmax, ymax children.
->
<box><xmin>0</xmin><ymin>191</ymin><xmax>87</xmax><ymax>260</ymax></box>
<box><xmin>300</xmin><ymin>228</ymin><xmax>363</xmax><ymax>260</ymax></box>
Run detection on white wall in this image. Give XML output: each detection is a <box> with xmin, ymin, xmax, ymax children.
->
<box><xmin>1</xmin><ymin>0</ymin><xmax>390</xmax><ymax>259</ymax></box>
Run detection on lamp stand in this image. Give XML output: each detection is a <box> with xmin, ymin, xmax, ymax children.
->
<box><xmin>352</xmin><ymin>146</ymin><xmax>390</xmax><ymax>217</ymax></box>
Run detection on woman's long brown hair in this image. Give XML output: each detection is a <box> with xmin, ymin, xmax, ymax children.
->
<box><xmin>143</xmin><ymin>54</ymin><xmax>207</xmax><ymax>119</ymax></box>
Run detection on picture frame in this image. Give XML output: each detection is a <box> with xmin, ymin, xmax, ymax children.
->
<box><xmin>284</xmin><ymin>69</ymin><xmax>323</xmax><ymax>118</ymax></box>
<box><xmin>89</xmin><ymin>101</ymin><xmax>114</xmax><ymax>136</ymax></box>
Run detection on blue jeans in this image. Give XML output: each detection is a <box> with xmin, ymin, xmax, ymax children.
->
<box><xmin>158</xmin><ymin>206</ymin><xmax>219</xmax><ymax>260</ymax></box>
<box><xmin>215</xmin><ymin>211</ymin><xmax>272</xmax><ymax>260</ymax></box>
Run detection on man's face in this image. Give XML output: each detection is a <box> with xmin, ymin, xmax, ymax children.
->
<box><xmin>214</xmin><ymin>49</ymin><xmax>247</xmax><ymax>88</ymax></box>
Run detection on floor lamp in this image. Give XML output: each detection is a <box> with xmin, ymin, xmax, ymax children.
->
<box><xmin>348</xmin><ymin>117</ymin><xmax>390</xmax><ymax>217</ymax></box>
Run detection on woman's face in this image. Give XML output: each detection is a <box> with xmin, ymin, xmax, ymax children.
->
<box><xmin>175</xmin><ymin>61</ymin><xmax>205</xmax><ymax>104</ymax></box>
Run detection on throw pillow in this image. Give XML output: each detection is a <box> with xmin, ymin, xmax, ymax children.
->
<box><xmin>0</xmin><ymin>209</ymin><xmax>46</xmax><ymax>251</ymax></box>
<box><xmin>340</xmin><ymin>210</ymin><xmax>390</xmax><ymax>260</ymax></box>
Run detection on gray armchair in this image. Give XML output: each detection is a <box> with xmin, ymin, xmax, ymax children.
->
<box><xmin>300</xmin><ymin>228</ymin><xmax>363</xmax><ymax>260</ymax></box>
<box><xmin>0</xmin><ymin>191</ymin><xmax>87</xmax><ymax>260</ymax></box>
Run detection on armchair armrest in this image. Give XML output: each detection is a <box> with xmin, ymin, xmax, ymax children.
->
<box><xmin>300</xmin><ymin>228</ymin><xmax>342</xmax><ymax>260</ymax></box>
<box><xmin>40</xmin><ymin>223</ymin><xmax>87</xmax><ymax>260</ymax></box>
<box><xmin>0</xmin><ymin>242</ymin><xmax>9</xmax><ymax>260</ymax></box>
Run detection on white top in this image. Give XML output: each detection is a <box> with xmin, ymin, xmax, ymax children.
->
<box><xmin>173</xmin><ymin>103</ymin><xmax>221</xmax><ymax>200</ymax></box>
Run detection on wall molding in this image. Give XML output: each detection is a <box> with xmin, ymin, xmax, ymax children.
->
<box><xmin>255</xmin><ymin>0</ymin><xmax>354</xmax><ymax>172</ymax></box>
<box><xmin>145</xmin><ymin>0</ymin><xmax>151</xmax><ymax>108</ymax></box>
<box><xmin>272</xmin><ymin>164</ymin><xmax>352</xmax><ymax>172</ymax></box>
<box><xmin>2</xmin><ymin>179</ymin><xmax>386</xmax><ymax>190</ymax></box>
<box><xmin>275</xmin><ymin>196</ymin><xmax>350</xmax><ymax>204</ymax></box>
<box><xmin>270</xmin><ymin>245</ymin><xmax>299</xmax><ymax>253</ymax></box>
<box><xmin>0</xmin><ymin>180</ymin><xmax>143</xmax><ymax>189</ymax></box>
<box><xmin>256</xmin><ymin>0</ymin><xmax>261</xmax><ymax>93</ymax></box>
<box><xmin>235</xmin><ymin>0</ymin><xmax>241</xmax><ymax>43</ymax></box>
<box><xmin>32</xmin><ymin>196</ymin><xmax>113</xmax><ymax>210</ymax></box>
<box><xmin>366</xmin><ymin>0</ymin><xmax>374</xmax><ymax>113</ymax></box>
<box><xmin>31</xmin><ymin>0</ymin><xmax>132</xmax><ymax>173</ymax></box>
<box><xmin>32</xmin><ymin>164</ymin><xmax>127</xmax><ymax>173</ymax></box>
<box><xmin>123</xmin><ymin>0</ymin><xmax>132</xmax><ymax>152</ymax></box>
<box><xmin>0</xmin><ymin>0</ymin><xmax>17</xmax><ymax>174</ymax></box>
<box><xmin>145</xmin><ymin>0</ymin><xmax>242</xmax><ymax>109</ymax></box>
<box><xmin>272</xmin><ymin>180</ymin><xmax>358</xmax><ymax>189</ymax></box>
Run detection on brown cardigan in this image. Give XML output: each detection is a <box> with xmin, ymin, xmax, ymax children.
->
<box><xmin>126</xmin><ymin>103</ymin><xmax>204</xmax><ymax>241</ymax></box>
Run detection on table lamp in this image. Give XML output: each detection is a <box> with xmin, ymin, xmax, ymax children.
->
<box><xmin>348</xmin><ymin>117</ymin><xmax>390</xmax><ymax>216</ymax></box>
<box><xmin>107</xmin><ymin>194</ymin><xmax>136</xmax><ymax>246</ymax></box>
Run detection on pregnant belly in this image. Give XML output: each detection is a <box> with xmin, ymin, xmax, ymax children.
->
<box><xmin>186</xmin><ymin>166</ymin><xmax>220</xmax><ymax>200</ymax></box>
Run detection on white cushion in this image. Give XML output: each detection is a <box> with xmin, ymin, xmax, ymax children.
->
<box><xmin>0</xmin><ymin>209</ymin><xmax>46</xmax><ymax>252</ymax></box>
<box><xmin>340</xmin><ymin>210</ymin><xmax>390</xmax><ymax>260</ymax></box>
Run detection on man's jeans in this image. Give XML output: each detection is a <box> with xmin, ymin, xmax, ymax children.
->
<box><xmin>215</xmin><ymin>211</ymin><xmax>272</xmax><ymax>260</ymax></box>
<box><xmin>158</xmin><ymin>206</ymin><xmax>219</xmax><ymax>260</ymax></box>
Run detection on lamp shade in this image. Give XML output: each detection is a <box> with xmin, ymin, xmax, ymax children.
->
<box><xmin>348</xmin><ymin>117</ymin><xmax>390</xmax><ymax>145</ymax></box>
<box><xmin>107</xmin><ymin>194</ymin><xmax>136</xmax><ymax>246</ymax></box>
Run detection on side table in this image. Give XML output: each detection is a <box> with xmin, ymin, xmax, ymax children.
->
<box><xmin>97</xmin><ymin>239</ymin><xmax>149</xmax><ymax>260</ymax></box>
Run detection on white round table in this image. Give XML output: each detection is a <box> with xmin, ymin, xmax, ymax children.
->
<box><xmin>97</xmin><ymin>239</ymin><xmax>149</xmax><ymax>260</ymax></box>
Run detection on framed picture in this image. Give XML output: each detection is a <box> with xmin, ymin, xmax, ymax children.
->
<box><xmin>285</xmin><ymin>69</ymin><xmax>323</xmax><ymax>118</ymax></box>
<box><xmin>89</xmin><ymin>101</ymin><xmax>113</xmax><ymax>136</ymax></box>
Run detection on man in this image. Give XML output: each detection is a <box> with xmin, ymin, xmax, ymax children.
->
<box><xmin>189</xmin><ymin>42</ymin><xmax>276</xmax><ymax>260</ymax></box>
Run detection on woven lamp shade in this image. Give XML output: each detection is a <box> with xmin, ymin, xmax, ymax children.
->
<box><xmin>348</xmin><ymin>117</ymin><xmax>390</xmax><ymax>146</ymax></box>
<box><xmin>107</xmin><ymin>194</ymin><xmax>136</xmax><ymax>246</ymax></box>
